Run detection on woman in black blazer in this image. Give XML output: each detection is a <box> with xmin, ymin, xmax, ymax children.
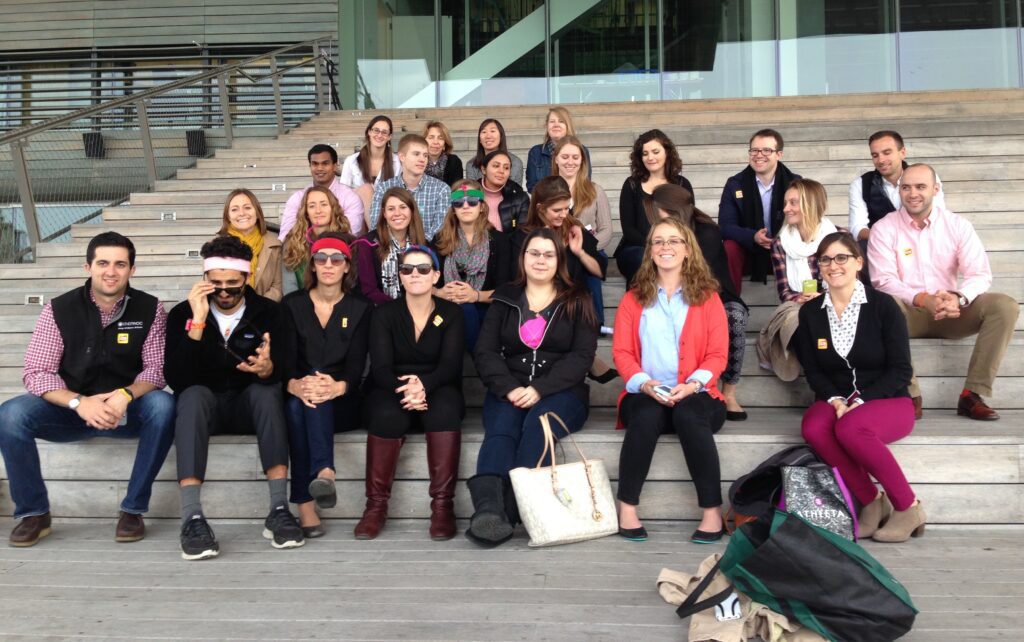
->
<box><xmin>280</xmin><ymin>232</ymin><xmax>371</xmax><ymax>538</ymax></box>
<box><xmin>793</xmin><ymin>232</ymin><xmax>924</xmax><ymax>543</ymax></box>
<box><xmin>355</xmin><ymin>245</ymin><xmax>465</xmax><ymax>542</ymax></box>
<box><xmin>434</xmin><ymin>179</ymin><xmax>510</xmax><ymax>351</ymax></box>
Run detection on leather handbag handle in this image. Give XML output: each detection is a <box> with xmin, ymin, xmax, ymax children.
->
<box><xmin>536</xmin><ymin>412</ymin><xmax>605</xmax><ymax>522</ymax></box>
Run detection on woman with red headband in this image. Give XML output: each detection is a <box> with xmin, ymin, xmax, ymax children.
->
<box><xmin>434</xmin><ymin>179</ymin><xmax>510</xmax><ymax>351</ymax></box>
<box><xmin>279</xmin><ymin>232</ymin><xmax>371</xmax><ymax>538</ymax></box>
<box><xmin>356</xmin><ymin>244</ymin><xmax>465</xmax><ymax>541</ymax></box>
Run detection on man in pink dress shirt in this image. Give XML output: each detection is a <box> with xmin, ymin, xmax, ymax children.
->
<box><xmin>278</xmin><ymin>144</ymin><xmax>365</xmax><ymax>239</ymax></box>
<box><xmin>868</xmin><ymin>164</ymin><xmax>1019</xmax><ymax>420</ymax></box>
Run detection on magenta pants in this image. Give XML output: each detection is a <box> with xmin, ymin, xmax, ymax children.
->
<box><xmin>801</xmin><ymin>397</ymin><xmax>916</xmax><ymax>511</ymax></box>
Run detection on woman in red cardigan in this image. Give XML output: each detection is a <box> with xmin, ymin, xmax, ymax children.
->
<box><xmin>612</xmin><ymin>217</ymin><xmax>729</xmax><ymax>543</ymax></box>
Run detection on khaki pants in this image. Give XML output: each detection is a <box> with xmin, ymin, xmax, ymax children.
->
<box><xmin>894</xmin><ymin>292</ymin><xmax>1019</xmax><ymax>397</ymax></box>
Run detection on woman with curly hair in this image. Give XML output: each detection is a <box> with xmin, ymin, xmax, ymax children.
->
<box><xmin>612</xmin><ymin>217</ymin><xmax>729</xmax><ymax>544</ymax></box>
<box><xmin>615</xmin><ymin>129</ymin><xmax>695</xmax><ymax>285</ymax></box>
<box><xmin>282</xmin><ymin>186</ymin><xmax>351</xmax><ymax>293</ymax></box>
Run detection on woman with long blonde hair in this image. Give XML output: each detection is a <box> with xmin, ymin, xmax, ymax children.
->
<box><xmin>756</xmin><ymin>178</ymin><xmax>837</xmax><ymax>382</ymax></box>
<box><xmin>612</xmin><ymin>217</ymin><xmax>729</xmax><ymax>544</ymax></box>
<box><xmin>282</xmin><ymin>186</ymin><xmax>351</xmax><ymax>292</ymax></box>
<box><xmin>525</xmin><ymin>106</ymin><xmax>591</xmax><ymax>191</ymax></box>
<box><xmin>433</xmin><ymin>179</ymin><xmax>510</xmax><ymax>350</ymax></box>
<box><xmin>218</xmin><ymin>188</ymin><xmax>282</xmax><ymax>301</ymax></box>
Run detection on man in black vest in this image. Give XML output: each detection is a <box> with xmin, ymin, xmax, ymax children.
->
<box><xmin>718</xmin><ymin>129</ymin><xmax>801</xmax><ymax>292</ymax></box>
<box><xmin>165</xmin><ymin>236</ymin><xmax>302</xmax><ymax>560</ymax></box>
<box><xmin>0</xmin><ymin>232</ymin><xmax>175</xmax><ymax>547</ymax></box>
<box><xmin>848</xmin><ymin>130</ymin><xmax>945</xmax><ymax>261</ymax></box>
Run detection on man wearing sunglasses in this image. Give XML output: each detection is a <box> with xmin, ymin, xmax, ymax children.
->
<box><xmin>717</xmin><ymin>128</ymin><xmax>801</xmax><ymax>292</ymax></box>
<box><xmin>0</xmin><ymin>232</ymin><xmax>175</xmax><ymax>547</ymax></box>
<box><xmin>165</xmin><ymin>236</ymin><xmax>302</xmax><ymax>560</ymax></box>
<box><xmin>278</xmin><ymin>143</ymin><xmax>366</xmax><ymax>238</ymax></box>
<box><xmin>369</xmin><ymin>133</ymin><xmax>452</xmax><ymax>241</ymax></box>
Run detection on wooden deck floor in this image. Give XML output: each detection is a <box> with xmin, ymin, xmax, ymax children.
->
<box><xmin>0</xmin><ymin>519</ymin><xmax>1021</xmax><ymax>640</ymax></box>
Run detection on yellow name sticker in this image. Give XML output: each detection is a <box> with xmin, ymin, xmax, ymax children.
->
<box><xmin>817</xmin><ymin>338</ymin><xmax>828</xmax><ymax>350</ymax></box>
<box><xmin>735</xmin><ymin>190</ymin><xmax>743</xmax><ymax>199</ymax></box>
<box><xmin>433</xmin><ymin>315</ymin><xmax>444</xmax><ymax>327</ymax></box>
<box><xmin>341</xmin><ymin>317</ymin><xmax>348</xmax><ymax>328</ymax></box>
<box><xmin>903</xmin><ymin>248</ymin><xmax>913</xmax><ymax>257</ymax></box>
<box><xmin>117</xmin><ymin>333</ymin><xmax>129</xmax><ymax>344</ymax></box>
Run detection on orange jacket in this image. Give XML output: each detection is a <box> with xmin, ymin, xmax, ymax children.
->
<box><xmin>612</xmin><ymin>289</ymin><xmax>729</xmax><ymax>427</ymax></box>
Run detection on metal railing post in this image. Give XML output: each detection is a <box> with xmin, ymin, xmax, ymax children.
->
<box><xmin>270</xmin><ymin>57</ymin><xmax>285</xmax><ymax>134</ymax></box>
<box><xmin>136</xmin><ymin>99</ymin><xmax>158</xmax><ymax>190</ymax></box>
<box><xmin>218</xmin><ymin>72</ymin><xmax>234</xmax><ymax>147</ymax></box>
<box><xmin>10</xmin><ymin>139</ymin><xmax>41</xmax><ymax>255</ymax></box>
<box><xmin>312</xmin><ymin>41</ymin><xmax>326</xmax><ymax>112</ymax></box>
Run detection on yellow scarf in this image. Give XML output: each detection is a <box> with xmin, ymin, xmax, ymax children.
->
<box><xmin>228</xmin><ymin>226</ymin><xmax>264</xmax><ymax>285</ymax></box>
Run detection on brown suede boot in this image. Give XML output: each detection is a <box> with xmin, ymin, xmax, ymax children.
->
<box><xmin>353</xmin><ymin>435</ymin><xmax>404</xmax><ymax>540</ymax></box>
<box><xmin>857</xmin><ymin>491</ymin><xmax>893</xmax><ymax>539</ymax></box>
<box><xmin>873</xmin><ymin>500</ymin><xmax>926</xmax><ymax>543</ymax></box>
<box><xmin>425</xmin><ymin>431</ymin><xmax>461</xmax><ymax>541</ymax></box>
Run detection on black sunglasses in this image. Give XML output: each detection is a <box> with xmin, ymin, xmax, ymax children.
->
<box><xmin>209</xmin><ymin>286</ymin><xmax>244</xmax><ymax>296</ymax></box>
<box><xmin>452</xmin><ymin>197</ymin><xmax>481</xmax><ymax>209</ymax></box>
<box><xmin>398</xmin><ymin>263</ymin><xmax>433</xmax><ymax>276</ymax></box>
<box><xmin>312</xmin><ymin>252</ymin><xmax>347</xmax><ymax>266</ymax></box>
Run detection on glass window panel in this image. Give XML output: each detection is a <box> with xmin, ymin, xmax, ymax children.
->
<box><xmin>899</xmin><ymin>0</ymin><xmax>1019</xmax><ymax>90</ymax></box>
<box><xmin>438</xmin><ymin>1</ymin><xmax>547</xmax><ymax>107</ymax></box>
<box><xmin>548</xmin><ymin>0</ymin><xmax>660</xmax><ymax>104</ymax></box>
<box><xmin>778</xmin><ymin>0</ymin><xmax>897</xmax><ymax>95</ymax></box>
<box><xmin>356</xmin><ymin>1</ymin><xmax>438</xmax><ymax>109</ymax></box>
<box><xmin>662</xmin><ymin>0</ymin><xmax>778</xmax><ymax>100</ymax></box>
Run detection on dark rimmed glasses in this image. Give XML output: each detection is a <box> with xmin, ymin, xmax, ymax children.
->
<box><xmin>398</xmin><ymin>263</ymin><xmax>434</xmax><ymax>276</ymax></box>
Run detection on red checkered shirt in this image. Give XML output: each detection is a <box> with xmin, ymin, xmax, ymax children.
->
<box><xmin>23</xmin><ymin>289</ymin><xmax>168</xmax><ymax>396</ymax></box>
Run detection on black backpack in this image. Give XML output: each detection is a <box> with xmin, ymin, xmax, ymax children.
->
<box><xmin>724</xmin><ymin>445</ymin><xmax>820</xmax><ymax>532</ymax></box>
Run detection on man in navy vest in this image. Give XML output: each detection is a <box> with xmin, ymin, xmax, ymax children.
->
<box><xmin>718</xmin><ymin>129</ymin><xmax>801</xmax><ymax>292</ymax></box>
<box><xmin>848</xmin><ymin>130</ymin><xmax>945</xmax><ymax>279</ymax></box>
<box><xmin>165</xmin><ymin>235</ymin><xmax>302</xmax><ymax>560</ymax></box>
<box><xmin>0</xmin><ymin>231</ymin><xmax>175</xmax><ymax>547</ymax></box>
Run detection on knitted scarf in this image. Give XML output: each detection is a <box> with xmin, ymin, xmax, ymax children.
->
<box><xmin>444</xmin><ymin>228</ymin><xmax>490</xmax><ymax>290</ymax></box>
<box><xmin>228</xmin><ymin>226</ymin><xmax>263</xmax><ymax>285</ymax></box>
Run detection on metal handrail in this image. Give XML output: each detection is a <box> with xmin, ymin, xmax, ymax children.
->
<box><xmin>0</xmin><ymin>34</ymin><xmax>333</xmax><ymax>146</ymax></box>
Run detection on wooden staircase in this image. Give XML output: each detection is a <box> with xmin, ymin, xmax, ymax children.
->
<box><xmin>2</xmin><ymin>89</ymin><xmax>1022</xmax><ymax>525</ymax></box>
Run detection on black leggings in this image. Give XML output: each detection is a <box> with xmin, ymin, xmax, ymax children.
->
<box><xmin>617</xmin><ymin>392</ymin><xmax>726</xmax><ymax>508</ymax></box>
<box><xmin>365</xmin><ymin>384</ymin><xmax>464</xmax><ymax>439</ymax></box>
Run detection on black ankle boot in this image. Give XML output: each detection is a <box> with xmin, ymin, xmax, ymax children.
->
<box><xmin>465</xmin><ymin>474</ymin><xmax>514</xmax><ymax>547</ymax></box>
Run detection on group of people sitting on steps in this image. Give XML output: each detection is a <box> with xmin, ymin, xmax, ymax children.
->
<box><xmin>0</xmin><ymin>111</ymin><xmax>1016</xmax><ymax>560</ymax></box>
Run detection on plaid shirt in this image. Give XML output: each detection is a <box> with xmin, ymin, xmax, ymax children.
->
<box><xmin>369</xmin><ymin>173</ymin><xmax>451</xmax><ymax>241</ymax></box>
<box><xmin>770</xmin><ymin>235</ymin><xmax>821</xmax><ymax>303</ymax></box>
<box><xmin>23</xmin><ymin>289</ymin><xmax>168</xmax><ymax>396</ymax></box>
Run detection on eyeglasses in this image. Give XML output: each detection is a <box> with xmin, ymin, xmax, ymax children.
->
<box><xmin>748</xmin><ymin>148</ymin><xmax>778</xmax><ymax>157</ymax></box>
<box><xmin>526</xmin><ymin>249</ymin><xmax>557</xmax><ymax>261</ymax></box>
<box><xmin>650</xmin><ymin>238</ymin><xmax>686</xmax><ymax>248</ymax></box>
<box><xmin>452</xmin><ymin>197</ymin><xmax>481</xmax><ymax>209</ymax></box>
<box><xmin>818</xmin><ymin>253</ymin><xmax>855</xmax><ymax>266</ymax></box>
<box><xmin>398</xmin><ymin>263</ymin><xmax>433</xmax><ymax>276</ymax></box>
<box><xmin>369</xmin><ymin>127</ymin><xmax>391</xmax><ymax>137</ymax></box>
<box><xmin>312</xmin><ymin>252</ymin><xmax>347</xmax><ymax>266</ymax></box>
<box><xmin>209</xmin><ymin>285</ymin><xmax>244</xmax><ymax>296</ymax></box>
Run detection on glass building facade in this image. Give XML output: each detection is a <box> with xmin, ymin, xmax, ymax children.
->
<box><xmin>341</xmin><ymin>0</ymin><xmax>1024</xmax><ymax>109</ymax></box>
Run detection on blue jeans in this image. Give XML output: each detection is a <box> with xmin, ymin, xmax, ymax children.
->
<box><xmin>285</xmin><ymin>392</ymin><xmax>361</xmax><ymax>504</ymax></box>
<box><xmin>460</xmin><ymin>302</ymin><xmax>486</xmax><ymax>353</ymax></box>
<box><xmin>476</xmin><ymin>390</ymin><xmax>589</xmax><ymax>476</ymax></box>
<box><xmin>585</xmin><ymin>250</ymin><xmax>607</xmax><ymax>326</ymax></box>
<box><xmin>0</xmin><ymin>391</ymin><xmax>176</xmax><ymax>518</ymax></box>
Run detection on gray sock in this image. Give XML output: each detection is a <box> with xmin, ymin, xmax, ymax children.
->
<box><xmin>269</xmin><ymin>478</ymin><xmax>288</xmax><ymax>512</ymax></box>
<box><xmin>180</xmin><ymin>485</ymin><xmax>203</xmax><ymax>523</ymax></box>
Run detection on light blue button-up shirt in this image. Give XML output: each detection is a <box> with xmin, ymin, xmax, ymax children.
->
<box><xmin>625</xmin><ymin>286</ymin><xmax>713</xmax><ymax>393</ymax></box>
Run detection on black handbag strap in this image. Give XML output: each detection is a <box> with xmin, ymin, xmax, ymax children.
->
<box><xmin>675</xmin><ymin>559</ymin><xmax>736</xmax><ymax>619</ymax></box>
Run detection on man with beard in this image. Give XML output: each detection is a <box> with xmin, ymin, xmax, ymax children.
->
<box><xmin>165</xmin><ymin>235</ymin><xmax>302</xmax><ymax>560</ymax></box>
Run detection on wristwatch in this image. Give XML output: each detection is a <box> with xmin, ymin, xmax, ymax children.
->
<box><xmin>957</xmin><ymin>293</ymin><xmax>968</xmax><ymax>307</ymax></box>
<box><xmin>68</xmin><ymin>394</ymin><xmax>82</xmax><ymax>410</ymax></box>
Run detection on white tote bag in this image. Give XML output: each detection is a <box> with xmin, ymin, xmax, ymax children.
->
<box><xmin>509</xmin><ymin>412</ymin><xmax>618</xmax><ymax>547</ymax></box>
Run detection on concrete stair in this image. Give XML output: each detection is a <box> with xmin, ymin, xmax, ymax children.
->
<box><xmin>3</xmin><ymin>89</ymin><xmax>1023</xmax><ymax>523</ymax></box>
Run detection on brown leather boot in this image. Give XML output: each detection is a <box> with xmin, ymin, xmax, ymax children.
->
<box><xmin>857</xmin><ymin>492</ymin><xmax>893</xmax><ymax>539</ymax></box>
<box><xmin>425</xmin><ymin>431</ymin><xmax>461</xmax><ymax>541</ymax></box>
<box><xmin>353</xmin><ymin>435</ymin><xmax>404</xmax><ymax>540</ymax></box>
<box><xmin>10</xmin><ymin>513</ymin><xmax>51</xmax><ymax>547</ymax></box>
<box><xmin>115</xmin><ymin>511</ymin><xmax>146</xmax><ymax>543</ymax></box>
<box><xmin>873</xmin><ymin>500</ymin><xmax>926</xmax><ymax>543</ymax></box>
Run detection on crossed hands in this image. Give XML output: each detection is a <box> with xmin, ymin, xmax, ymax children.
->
<box><xmin>437</xmin><ymin>281</ymin><xmax>478</xmax><ymax>304</ymax></box>
<box><xmin>397</xmin><ymin>374</ymin><xmax>428</xmax><ymax>411</ymax></box>
<box><xmin>506</xmin><ymin>386</ymin><xmax>541</xmax><ymax>409</ymax></box>
<box><xmin>288</xmin><ymin>371</ymin><xmax>346</xmax><ymax>408</ymax></box>
<box><xmin>920</xmin><ymin>290</ymin><xmax>962</xmax><ymax>321</ymax></box>
<box><xmin>642</xmin><ymin>379</ymin><xmax>698</xmax><ymax>408</ymax></box>
<box><xmin>76</xmin><ymin>390</ymin><xmax>130</xmax><ymax>430</ymax></box>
